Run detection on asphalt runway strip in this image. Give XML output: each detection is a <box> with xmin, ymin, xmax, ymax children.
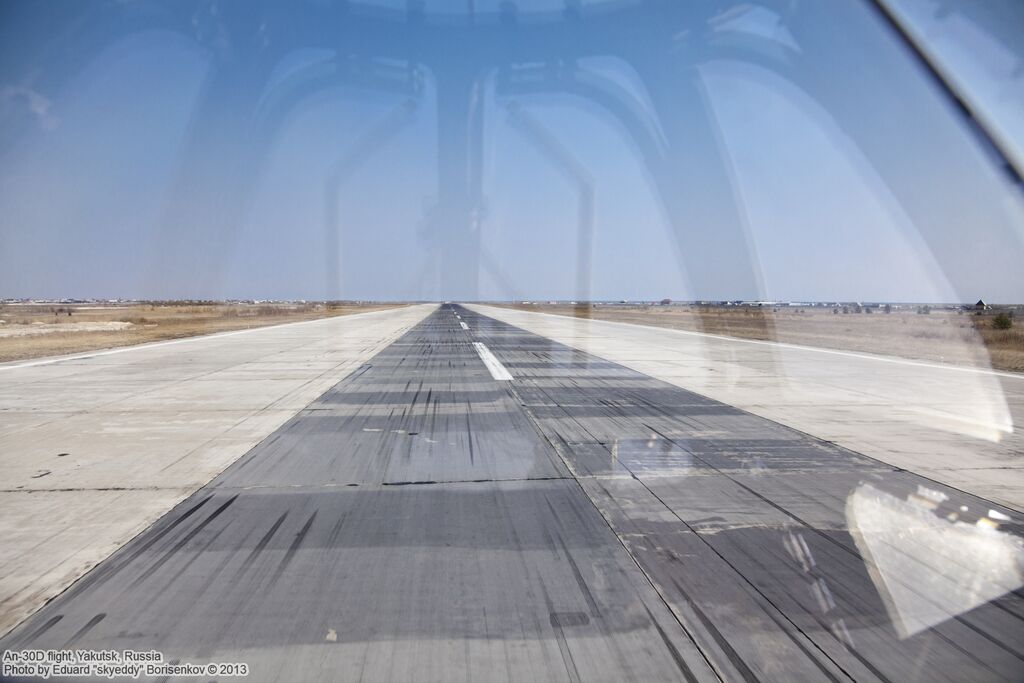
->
<box><xmin>2</xmin><ymin>305</ymin><xmax>1021</xmax><ymax>683</ymax></box>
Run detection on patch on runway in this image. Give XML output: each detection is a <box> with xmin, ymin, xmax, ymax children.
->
<box><xmin>549</xmin><ymin>611</ymin><xmax>590</xmax><ymax>628</ymax></box>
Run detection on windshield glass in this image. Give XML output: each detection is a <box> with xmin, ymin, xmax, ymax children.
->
<box><xmin>1</xmin><ymin>2</ymin><xmax>1022</xmax><ymax>682</ymax></box>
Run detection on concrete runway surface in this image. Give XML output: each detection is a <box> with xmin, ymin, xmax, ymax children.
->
<box><xmin>467</xmin><ymin>304</ymin><xmax>1024</xmax><ymax>511</ymax></box>
<box><xmin>2</xmin><ymin>305</ymin><xmax>1022</xmax><ymax>682</ymax></box>
<box><xmin>0</xmin><ymin>305</ymin><xmax>435</xmax><ymax>635</ymax></box>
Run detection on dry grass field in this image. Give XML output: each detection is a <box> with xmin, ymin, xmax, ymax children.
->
<box><xmin>501</xmin><ymin>303</ymin><xmax>1024</xmax><ymax>373</ymax></box>
<box><xmin>0</xmin><ymin>302</ymin><xmax>401</xmax><ymax>363</ymax></box>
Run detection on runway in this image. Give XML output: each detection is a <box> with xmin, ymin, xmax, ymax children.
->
<box><xmin>2</xmin><ymin>305</ymin><xmax>1022</xmax><ymax>682</ymax></box>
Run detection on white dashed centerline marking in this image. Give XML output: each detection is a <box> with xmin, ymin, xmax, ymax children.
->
<box><xmin>460</xmin><ymin>322</ymin><xmax>469</xmax><ymax>330</ymax></box>
<box><xmin>473</xmin><ymin>342</ymin><xmax>513</xmax><ymax>381</ymax></box>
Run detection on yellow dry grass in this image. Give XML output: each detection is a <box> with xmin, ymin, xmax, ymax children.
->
<box><xmin>0</xmin><ymin>302</ymin><xmax>401</xmax><ymax>363</ymax></box>
<box><xmin>501</xmin><ymin>304</ymin><xmax>1024</xmax><ymax>373</ymax></box>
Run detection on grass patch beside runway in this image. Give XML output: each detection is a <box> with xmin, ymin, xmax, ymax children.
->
<box><xmin>501</xmin><ymin>303</ymin><xmax>1024</xmax><ymax>373</ymax></box>
<box><xmin>0</xmin><ymin>302</ymin><xmax>401</xmax><ymax>363</ymax></box>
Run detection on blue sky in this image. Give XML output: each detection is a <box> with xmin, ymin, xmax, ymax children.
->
<box><xmin>1</xmin><ymin>0</ymin><xmax>1022</xmax><ymax>302</ymax></box>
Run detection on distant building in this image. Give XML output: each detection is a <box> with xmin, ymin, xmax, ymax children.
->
<box><xmin>659</xmin><ymin>298</ymin><xmax>672</xmax><ymax>305</ymax></box>
<box><xmin>975</xmin><ymin>299</ymin><xmax>991</xmax><ymax>311</ymax></box>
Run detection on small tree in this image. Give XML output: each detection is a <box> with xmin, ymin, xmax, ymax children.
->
<box><xmin>993</xmin><ymin>312</ymin><xmax>1013</xmax><ymax>330</ymax></box>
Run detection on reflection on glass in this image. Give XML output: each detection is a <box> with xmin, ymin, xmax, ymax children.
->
<box><xmin>847</xmin><ymin>483</ymin><xmax>1023</xmax><ymax>639</ymax></box>
<box><xmin>1</xmin><ymin>1</ymin><xmax>1021</xmax><ymax>304</ymax></box>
